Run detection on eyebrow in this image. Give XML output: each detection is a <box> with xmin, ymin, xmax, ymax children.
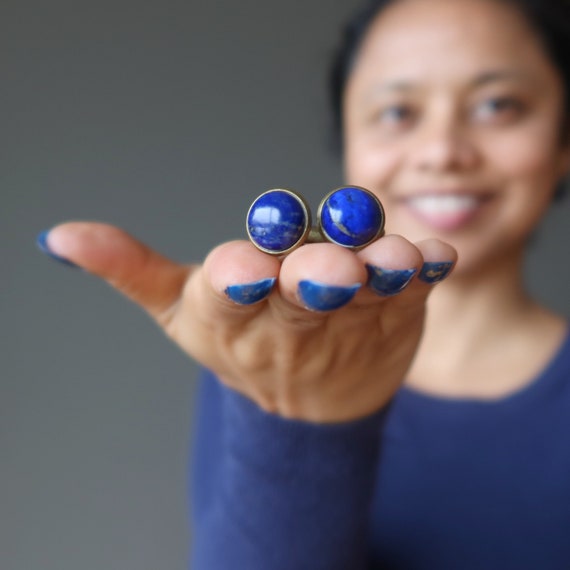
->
<box><xmin>370</xmin><ymin>80</ymin><xmax>416</xmax><ymax>94</ymax></box>
<box><xmin>362</xmin><ymin>69</ymin><xmax>532</xmax><ymax>100</ymax></box>
<box><xmin>470</xmin><ymin>70</ymin><xmax>532</xmax><ymax>87</ymax></box>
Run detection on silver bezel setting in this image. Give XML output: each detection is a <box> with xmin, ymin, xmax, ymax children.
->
<box><xmin>316</xmin><ymin>185</ymin><xmax>385</xmax><ymax>250</ymax></box>
<box><xmin>246</xmin><ymin>188</ymin><xmax>312</xmax><ymax>256</ymax></box>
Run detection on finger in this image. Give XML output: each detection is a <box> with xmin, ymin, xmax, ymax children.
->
<box><xmin>201</xmin><ymin>240</ymin><xmax>281</xmax><ymax>315</ymax></box>
<box><xmin>356</xmin><ymin>234</ymin><xmax>424</xmax><ymax>301</ymax></box>
<box><xmin>375</xmin><ymin>238</ymin><xmax>457</xmax><ymax>308</ymax></box>
<box><xmin>277</xmin><ymin>243</ymin><xmax>367</xmax><ymax>313</ymax></box>
<box><xmin>39</xmin><ymin>222</ymin><xmax>190</xmax><ymax>322</ymax></box>
<box><xmin>414</xmin><ymin>239</ymin><xmax>458</xmax><ymax>285</ymax></box>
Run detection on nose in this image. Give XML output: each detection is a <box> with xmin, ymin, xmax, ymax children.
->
<box><xmin>410</xmin><ymin>114</ymin><xmax>480</xmax><ymax>173</ymax></box>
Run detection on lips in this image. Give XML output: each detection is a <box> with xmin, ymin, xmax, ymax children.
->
<box><xmin>401</xmin><ymin>192</ymin><xmax>490</xmax><ymax>231</ymax></box>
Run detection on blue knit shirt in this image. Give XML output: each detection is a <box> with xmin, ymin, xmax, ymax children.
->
<box><xmin>191</xmin><ymin>328</ymin><xmax>570</xmax><ymax>569</ymax></box>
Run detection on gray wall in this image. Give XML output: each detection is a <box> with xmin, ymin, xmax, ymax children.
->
<box><xmin>2</xmin><ymin>1</ymin><xmax>568</xmax><ymax>569</ymax></box>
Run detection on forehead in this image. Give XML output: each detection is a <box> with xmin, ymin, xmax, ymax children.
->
<box><xmin>350</xmin><ymin>0</ymin><xmax>548</xmax><ymax>86</ymax></box>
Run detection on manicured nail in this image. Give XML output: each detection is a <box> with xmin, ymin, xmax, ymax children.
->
<box><xmin>418</xmin><ymin>261</ymin><xmax>454</xmax><ymax>284</ymax></box>
<box><xmin>366</xmin><ymin>265</ymin><xmax>416</xmax><ymax>296</ymax></box>
<box><xmin>36</xmin><ymin>230</ymin><xmax>79</xmax><ymax>268</ymax></box>
<box><xmin>298</xmin><ymin>280</ymin><xmax>361</xmax><ymax>311</ymax></box>
<box><xmin>225</xmin><ymin>278</ymin><xmax>276</xmax><ymax>305</ymax></box>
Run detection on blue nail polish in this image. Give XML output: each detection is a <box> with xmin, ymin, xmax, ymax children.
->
<box><xmin>418</xmin><ymin>261</ymin><xmax>454</xmax><ymax>284</ymax></box>
<box><xmin>225</xmin><ymin>278</ymin><xmax>276</xmax><ymax>305</ymax></box>
<box><xmin>36</xmin><ymin>230</ymin><xmax>79</xmax><ymax>268</ymax></box>
<box><xmin>298</xmin><ymin>280</ymin><xmax>360</xmax><ymax>311</ymax></box>
<box><xmin>366</xmin><ymin>265</ymin><xmax>416</xmax><ymax>296</ymax></box>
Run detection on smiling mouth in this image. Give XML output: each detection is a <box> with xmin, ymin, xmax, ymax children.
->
<box><xmin>401</xmin><ymin>193</ymin><xmax>490</xmax><ymax>231</ymax></box>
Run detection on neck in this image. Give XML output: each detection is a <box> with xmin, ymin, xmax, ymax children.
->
<box><xmin>407</xmin><ymin>248</ymin><xmax>565</xmax><ymax>397</ymax></box>
<box><xmin>426</xmin><ymin>249</ymin><xmax>531</xmax><ymax>344</ymax></box>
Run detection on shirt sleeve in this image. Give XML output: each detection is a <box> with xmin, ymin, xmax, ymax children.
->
<box><xmin>190</xmin><ymin>370</ymin><xmax>387</xmax><ymax>570</ymax></box>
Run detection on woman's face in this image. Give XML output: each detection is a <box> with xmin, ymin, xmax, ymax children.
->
<box><xmin>343</xmin><ymin>0</ymin><xmax>570</xmax><ymax>274</ymax></box>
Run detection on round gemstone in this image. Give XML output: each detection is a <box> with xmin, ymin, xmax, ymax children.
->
<box><xmin>319</xmin><ymin>186</ymin><xmax>383</xmax><ymax>247</ymax></box>
<box><xmin>247</xmin><ymin>190</ymin><xmax>308</xmax><ymax>253</ymax></box>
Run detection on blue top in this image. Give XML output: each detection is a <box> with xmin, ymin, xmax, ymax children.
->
<box><xmin>190</xmin><ymin>327</ymin><xmax>570</xmax><ymax>569</ymax></box>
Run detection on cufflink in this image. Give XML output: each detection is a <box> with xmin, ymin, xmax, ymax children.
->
<box><xmin>247</xmin><ymin>186</ymin><xmax>385</xmax><ymax>256</ymax></box>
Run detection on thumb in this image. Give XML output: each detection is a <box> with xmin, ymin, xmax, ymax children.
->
<box><xmin>37</xmin><ymin>221</ymin><xmax>192</xmax><ymax>323</ymax></box>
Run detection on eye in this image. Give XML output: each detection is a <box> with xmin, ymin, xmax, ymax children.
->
<box><xmin>374</xmin><ymin>104</ymin><xmax>417</xmax><ymax>130</ymax></box>
<box><xmin>472</xmin><ymin>96</ymin><xmax>525</xmax><ymax>124</ymax></box>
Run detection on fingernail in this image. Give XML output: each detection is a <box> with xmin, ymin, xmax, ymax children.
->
<box><xmin>36</xmin><ymin>230</ymin><xmax>79</xmax><ymax>268</ymax></box>
<box><xmin>225</xmin><ymin>278</ymin><xmax>276</xmax><ymax>305</ymax></box>
<box><xmin>418</xmin><ymin>261</ymin><xmax>454</xmax><ymax>284</ymax></box>
<box><xmin>298</xmin><ymin>280</ymin><xmax>360</xmax><ymax>311</ymax></box>
<box><xmin>366</xmin><ymin>265</ymin><xmax>416</xmax><ymax>296</ymax></box>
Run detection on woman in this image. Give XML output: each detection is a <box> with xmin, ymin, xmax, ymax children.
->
<box><xmin>37</xmin><ymin>0</ymin><xmax>570</xmax><ymax>567</ymax></box>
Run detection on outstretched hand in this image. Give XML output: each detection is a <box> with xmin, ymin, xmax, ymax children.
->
<box><xmin>41</xmin><ymin>222</ymin><xmax>456</xmax><ymax>423</ymax></box>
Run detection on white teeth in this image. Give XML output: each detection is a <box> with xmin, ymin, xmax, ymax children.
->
<box><xmin>408</xmin><ymin>194</ymin><xmax>479</xmax><ymax>215</ymax></box>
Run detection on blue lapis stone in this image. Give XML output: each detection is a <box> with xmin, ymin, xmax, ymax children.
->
<box><xmin>247</xmin><ymin>190</ymin><xmax>308</xmax><ymax>253</ymax></box>
<box><xmin>319</xmin><ymin>186</ymin><xmax>384</xmax><ymax>248</ymax></box>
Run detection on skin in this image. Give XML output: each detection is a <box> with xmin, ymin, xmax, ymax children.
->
<box><xmin>343</xmin><ymin>0</ymin><xmax>570</xmax><ymax>398</ymax></box>
<box><xmin>43</xmin><ymin>0</ymin><xmax>569</xmax><ymax>419</ymax></box>
<box><xmin>344</xmin><ymin>0</ymin><xmax>570</xmax><ymax>276</ymax></box>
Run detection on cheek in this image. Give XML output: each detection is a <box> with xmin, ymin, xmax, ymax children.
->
<box><xmin>484</xmin><ymin>130</ymin><xmax>562</xmax><ymax>235</ymax></box>
<box><xmin>344</xmin><ymin>136</ymin><xmax>404</xmax><ymax>191</ymax></box>
<box><xmin>484</xmin><ymin>123</ymin><xmax>564</xmax><ymax>192</ymax></box>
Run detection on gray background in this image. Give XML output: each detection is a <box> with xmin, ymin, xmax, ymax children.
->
<box><xmin>2</xmin><ymin>1</ymin><xmax>568</xmax><ymax>569</ymax></box>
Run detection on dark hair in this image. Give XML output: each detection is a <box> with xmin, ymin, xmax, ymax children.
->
<box><xmin>329</xmin><ymin>0</ymin><xmax>396</xmax><ymax>152</ymax></box>
<box><xmin>328</xmin><ymin>0</ymin><xmax>570</xmax><ymax>199</ymax></box>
